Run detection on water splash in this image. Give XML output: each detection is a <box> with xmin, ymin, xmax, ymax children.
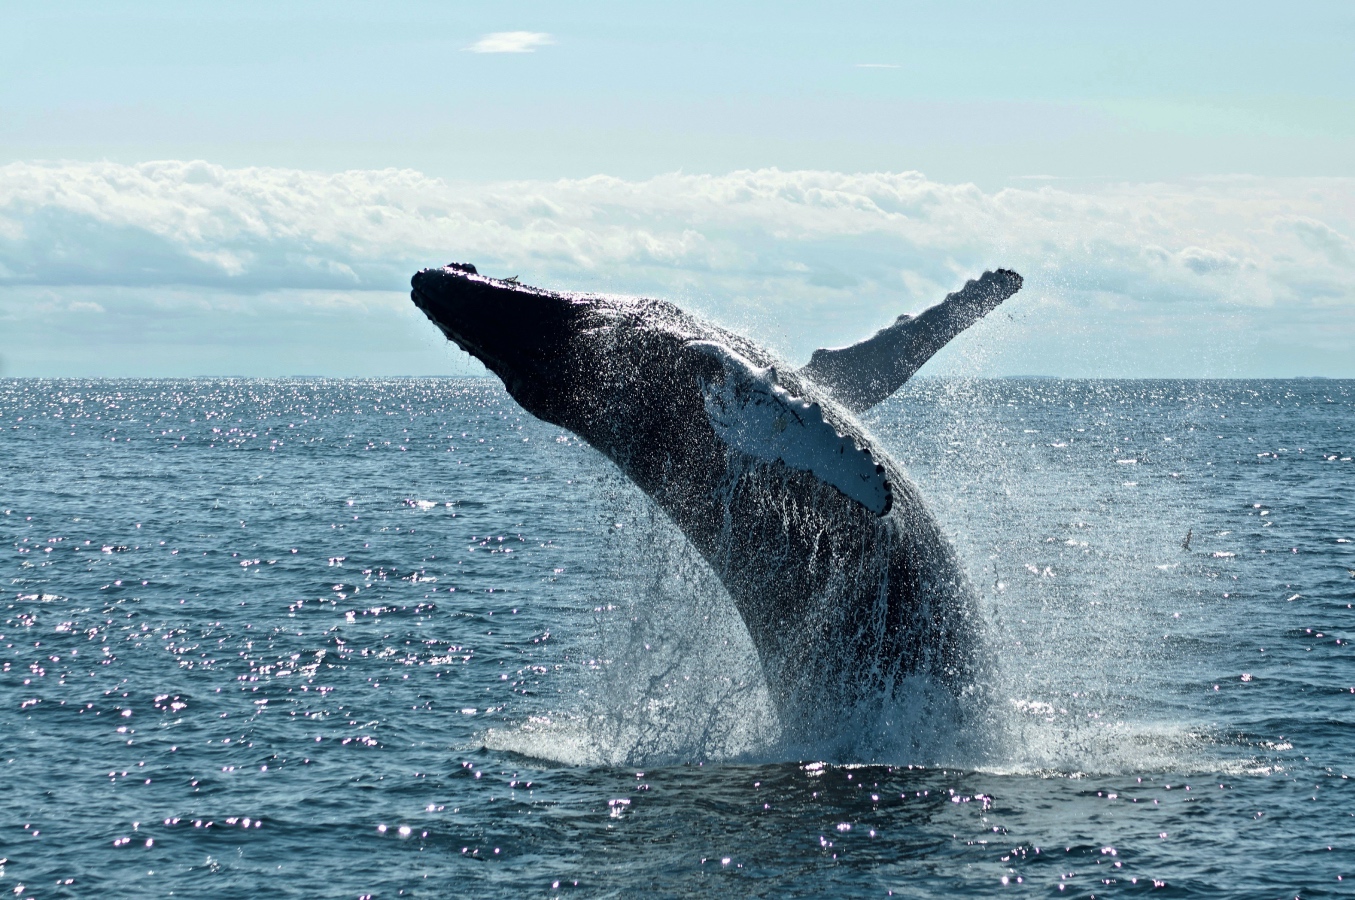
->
<box><xmin>487</xmin><ymin>377</ymin><xmax>1278</xmax><ymax>776</ymax></box>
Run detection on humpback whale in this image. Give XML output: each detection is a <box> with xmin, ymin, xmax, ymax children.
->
<box><xmin>411</xmin><ymin>263</ymin><xmax>1022</xmax><ymax>735</ymax></box>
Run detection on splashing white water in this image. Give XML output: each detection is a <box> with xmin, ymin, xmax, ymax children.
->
<box><xmin>486</xmin><ymin>380</ymin><xmax>1259</xmax><ymax>776</ymax></box>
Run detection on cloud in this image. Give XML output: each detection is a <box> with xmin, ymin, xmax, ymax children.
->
<box><xmin>1178</xmin><ymin>246</ymin><xmax>1239</xmax><ymax>275</ymax></box>
<box><xmin>467</xmin><ymin>31</ymin><xmax>555</xmax><ymax>53</ymax></box>
<box><xmin>0</xmin><ymin>160</ymin><xmax>1352</xmax><ymax>374</ymax></box>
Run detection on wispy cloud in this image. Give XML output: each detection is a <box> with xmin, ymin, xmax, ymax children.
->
<box><xmin>467</xmin><ymin>31</ymin><xmax>555</xmax><ymax>54</ymax></box>
<box><xmin>0</xmin><ymin>161</ymin><xmax>1352</xmax><ymax>375</ymax></box>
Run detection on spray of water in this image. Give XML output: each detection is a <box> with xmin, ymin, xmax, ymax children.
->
<box><xmin>488</xmin><ymin>363</ymin><xmax>1248</xmax><ymax>775</ymax></box>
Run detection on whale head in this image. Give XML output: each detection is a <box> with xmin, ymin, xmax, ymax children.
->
<box><xmin>411</xmin><ymin>263</ymin><xmax>593</xmax><ymax>420</ymax></box>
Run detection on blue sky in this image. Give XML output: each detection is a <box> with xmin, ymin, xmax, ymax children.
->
<box><xmin>2</xmin><ymin>1</ymin><xmax>1352</xmax><ymax>376</ymax></box>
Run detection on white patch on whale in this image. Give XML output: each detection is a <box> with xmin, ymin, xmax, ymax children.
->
<box><xmin>692</xmin><ymin>340</ymin><xmax>891</xmax><ymax>515</ymax></box>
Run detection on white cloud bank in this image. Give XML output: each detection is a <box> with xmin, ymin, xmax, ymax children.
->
<box><xmin>0</xmin><ymin>160</ymin><xmax>1351</xmax><ymax>376</ymax></box>
<box><xmin>467</xmin><ymin>31</ymin><xmax>555</xmax><ymax>53</ymax></box>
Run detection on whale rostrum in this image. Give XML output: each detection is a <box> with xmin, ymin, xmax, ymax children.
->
<box><xmin>410</xmin><ymin>263</ymin><xmax>1023</xmax><ymax>733</ymax></box>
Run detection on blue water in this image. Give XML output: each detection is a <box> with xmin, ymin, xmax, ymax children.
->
<box><xmin>2</xmin><ymin>377</ymin><xmax>1352</xmax><ymax>898</ymax></box>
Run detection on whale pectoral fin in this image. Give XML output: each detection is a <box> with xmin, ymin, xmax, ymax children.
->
<box><xmin>799</xmin><ymin>268</ymin><xmax>1023</xmax><ymax>412</ymax></box>
<box><xmin>692</xmin><ymin>341</ymin><xmax>892</xmax><ymax>516</ymax></box>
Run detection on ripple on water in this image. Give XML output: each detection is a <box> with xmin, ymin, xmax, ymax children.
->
<box><xmin>1</xmin><ymin>377</ymin><xmax>1353</xmax><ymax>897</ymax></box>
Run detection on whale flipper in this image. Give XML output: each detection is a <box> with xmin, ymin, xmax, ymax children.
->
<box><xmin>693</xmin><ymin>341</ymin><xmax>892</xmax><ymax>516</ymax></box>
<box><xmin>799</xmin><ymin>269</ymin><xmax>1023</xmax><ymax>412</ymax></box>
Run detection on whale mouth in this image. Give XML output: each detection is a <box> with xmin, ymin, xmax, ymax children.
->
<box><xmin>409</xmin><ymin>263</ymin><xmax>585</xmax><ymax>404</ymax></box>
<box><xmin>410</xmin><ymin>263</ymin><xmax>513</xmax><ymax>372</ymax></box>
<box><xmin>410</xmin><ymin>264</ymin><xmax>479</xmax><ymax>340</ymax></box>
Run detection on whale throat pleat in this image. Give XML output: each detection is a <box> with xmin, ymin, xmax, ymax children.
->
<box><xmin>693</xmin><ymin>341</ymin><xmax>892</xmax><ymax>516</ymax></box>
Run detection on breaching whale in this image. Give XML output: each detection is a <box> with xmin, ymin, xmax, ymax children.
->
<box><xmin>411</xmin><ymin>264</ymin><xmax>1022</xmax><ymax>734</ymax></box>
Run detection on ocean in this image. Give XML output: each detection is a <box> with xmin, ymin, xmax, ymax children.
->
<box><xmin>1</xmin><ymin>377</ymin><xmax>1351</xmax><ymax>898</ymax></box>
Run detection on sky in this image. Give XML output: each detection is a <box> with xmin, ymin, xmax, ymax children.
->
<box><xmin>1</xmin><ymin>0</ymin><xmax>1352</xmax><ymax>377</ymax></box>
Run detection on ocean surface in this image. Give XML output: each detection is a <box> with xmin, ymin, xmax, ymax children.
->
<box><xmin>1</xmin><ymin>377</ymin><xmax>1352</xmax><ymax>898</ymax></box>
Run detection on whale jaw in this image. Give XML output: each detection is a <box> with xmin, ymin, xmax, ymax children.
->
<box><xmin>410</xmin><ymin>264</ymin><xmax>588</xmax><ymax>416</ymax></box>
